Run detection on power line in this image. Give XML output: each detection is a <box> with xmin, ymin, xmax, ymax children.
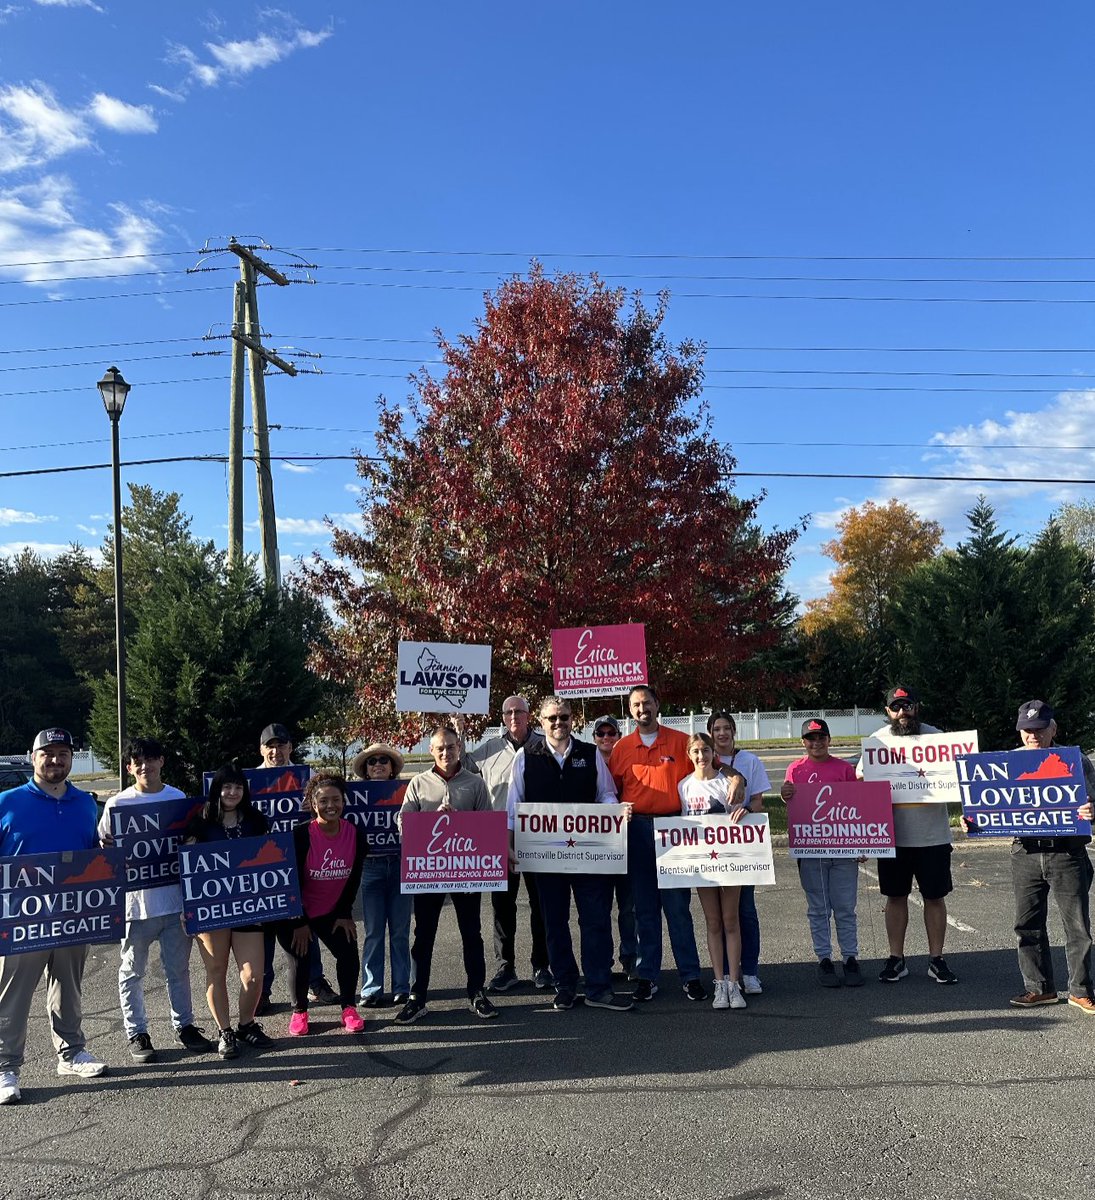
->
<box><xmin>0</xmin><ymin>286</ymin><xmax>221</xmax><ymax>309</ymax></box>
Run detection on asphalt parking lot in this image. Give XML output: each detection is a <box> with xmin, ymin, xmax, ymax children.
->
<box><xmin>2</xmin><ymin>837</ymin><xmax>1093</xmax><ymax>1200</ymax></box>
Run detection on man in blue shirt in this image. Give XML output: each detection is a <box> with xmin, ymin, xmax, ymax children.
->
<box><xmin>0</xmin><ymin>728</ymin><xmax>106</xmax><ymax>1104</ymax></box>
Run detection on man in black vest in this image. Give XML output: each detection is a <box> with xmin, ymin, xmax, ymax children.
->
<box><xmin>506</xmin><ymin>696</ymin><xmax>633</xmax><ymax>1012</ymax></box>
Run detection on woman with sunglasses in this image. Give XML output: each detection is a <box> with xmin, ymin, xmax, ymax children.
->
<box><xmin>707</xmin><ymin>711</ymin><xmax>771</xmax><ymax>996</ymax></box>
<box><xmin>351</xmin><ymin>743</ymin><xmax>412</xmax><ymax>1009</ymax></box>
<box><xmin>277</xmin><ymin>771</ymin><xmax>368</xmax><ymax>1035</ymax></box>
<box><xmin>186</xmin><ymin>765</ymin><xmax>275</xmax><ymax>1060</ymax></box>
<box><xmin>592</xmin><ymin>714</ymin><xmax>637</xmax><ymax>979</ymax></box>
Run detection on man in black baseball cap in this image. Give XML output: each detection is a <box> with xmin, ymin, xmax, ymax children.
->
<box><xmin>259</xmin><ymin>724</ymin><xmax>292</xmax><ymax>768</ymax></box>
<box><xmin>1008</xmin><ymin>700</ymin><xmax>1095</xmax><ymax>1014</ymax></box>
<box><xmin>0</xmin><ymin>728</ymin><xmax>105</xmax><ymax>1104</ymax></box>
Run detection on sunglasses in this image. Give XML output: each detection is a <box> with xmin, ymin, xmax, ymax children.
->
<box><xmin>544</xmin><ymin>714</ymin><xmax>572</xmax><ymax>723</ymax></box>
<box><xmin>595</xmin><ymin>729</ymin><xmax>619</xmax><ymax>738</ymax></box>
<box><xmin>365</xmin><ymin>756</ymin><xmax>390</xmax><ymax>767</ymax></box>
<box><xmin>889</xmin><ymin>701</ymin><xmax>914</xmax><ymax>712</ymax></box>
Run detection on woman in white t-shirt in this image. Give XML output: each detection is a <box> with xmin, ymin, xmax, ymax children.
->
<box><xmin>678</xmin><ymin>733</ymin><xmax>748</xmax><ymax>1011</ymax></box>
<box><xmin>708</xmin><ymin>711</ymin><xmax>771</xmax><ymax>995</ymax></box>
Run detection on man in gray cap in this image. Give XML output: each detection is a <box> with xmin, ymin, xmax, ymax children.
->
<box><xmin>1007</xmin><ymin>700</ymin><xmax>1095</xmax><ymax>1014</ymax></box>
<box><xmin>0</xmin><ymin>729</ymin><xmax>106</xmax><ymax>1105</ymax></box>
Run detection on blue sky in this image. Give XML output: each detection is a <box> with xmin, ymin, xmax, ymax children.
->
<box><xmin>2</xmin><ymin>2</ymin><xmax>1095</xmax><ymax>602</ymax></box>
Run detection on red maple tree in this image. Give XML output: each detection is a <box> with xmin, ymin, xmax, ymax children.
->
<box><xmin>307</xmin><ymin>269</ymin><xmax>799</xmax><ymax>744</ymax></box>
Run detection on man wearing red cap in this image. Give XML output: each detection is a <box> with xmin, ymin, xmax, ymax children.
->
<box><xmin>860</xmin><ymin>686</ymin><xmax>958</xmax><ymax>985</ymax></box>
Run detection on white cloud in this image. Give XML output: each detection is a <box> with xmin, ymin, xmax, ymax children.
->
<box><xmin>276</xmin><ymin>517</ymin><xmax>330</xmax><ymax>536</ymax></box>
<box><xmin>0</xmin><ymin>507</ymin><xmax>55</xmax><ymax>526</ymax></box>
<box><xmin>147</xmin><ymin>83</ymin><xmax>185</xmax><ymax>103</ymax></box>
<box><xmin>167</xmin><ymin>16</ymin><xmax>333</xmax><ymax>90</ymax></box>
<box><xmin>0</xmin><ymin>6</ymin><xmax>23</xmax><ymax>24</ymax></box>
<box><xmin>0</xmin><ymin>540</ymin><xmax>76</xmax><ymax>559</ymax></box>
<box><xmin>76</xmin><ymin>523</ymin><xmax>99</xmax><ymax>536</ymax></box>
<box><xmin>34</xmin><ymin>0</ymin><xmax>103</xmax><ymax>9</ymax></box>
<box><xmin>0</xmin><ymin>83</ymin><xmax>90</xmax><ymax>173</ymax></box>
<box><xmin>280</xmin><ymin>461</ymin><xmax>314</xmax><ymax>474</ymax></box>
<box><xmin>87</xmin><ymin>93</ymin><xmax>157</xmax><ymax>134</ymax></box>
<box><xmin>0</xmin><ymin>175</ymin><xmax>161</xmax><ymax>283</ymax></box>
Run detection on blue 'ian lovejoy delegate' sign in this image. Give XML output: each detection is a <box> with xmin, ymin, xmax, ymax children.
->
<box><xmin>110</xmin><ymin>795</ymin><xmax>203</xmax><ymax>889</ymax></box>
<box><xmin>203</xmin><ymin>765</ymin><xmax>312</xmax><ymax>833</ymax></box>
<box><xmin>344</xmin><ymin>780</ymin><xmax>407</xmax><ymax>855</ymax></box>
<box><xmin>179</xmin><ymin>831</ymin><xmax>302</xmax><ymax>934</ymax></box>
<box><xmin>0</xmin><ymin>847</ymin><xmax>125</xmax><ymax>954</ymax></box>
<box><xmin>956</xmin><ymin>746</ymin><xmax>1092</xmax><ymax>838</ymax></box>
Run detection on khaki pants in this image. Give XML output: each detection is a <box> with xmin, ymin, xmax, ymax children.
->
<box><xmin>0</xmin><ymin>945</ymin><xmax>88</xmax><ymax>1071</ymax></box>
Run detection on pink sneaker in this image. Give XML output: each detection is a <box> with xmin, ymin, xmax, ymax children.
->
<box><xmin>341</xmin><ymin>1005</ymin><xmax>365</xmax><ymax>1033</ymax></box>
<box><xmin>288</xmin><ymin>1011</ymin><xmax>309</xmax><ymax>1036</ymax></box>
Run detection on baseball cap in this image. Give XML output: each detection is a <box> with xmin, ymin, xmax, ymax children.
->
<box><xmin>801</xmin><ymin>718</ymin><xmax>830</xmax><ymax>737</ymax></box>
<box><xmin>32</xmin><ymin>728</ymin><xmax>74</xmax><ymax>752</ymax></box>
<box><xmin>1016</xmin><ymin>700</ymin><xmax>1055</xmax><ymax>731</ymax></box>
<box><xmin>885</xmin><ymin>685</ymin><xmax>919</xmax><ymax>707</ymax></box>
<box><xmin>592</xmin><ymin>714</ymin><xmax>620</xmax><ymax>735</ymax></box>
<box><xmin>260</xmin><ymin>723</ymin><xmax>290</xmax><ymax>745</ymax></box>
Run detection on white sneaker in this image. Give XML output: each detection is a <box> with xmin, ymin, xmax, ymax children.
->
<box><xmin>0</xmin><ymin>1071</ymin><xmax>20</xmax><ymax>1104</ymax></box>
<box><xmin>742</xmin><ymin>974</ymin><xmax>763</xmax><ymax>995</ymax></box>
<box><xmin>711</xmin><ymin>979</ymin><xmax>730</xmax><ymax>1010</ymax></box>
<box><xmin>728</xmin><ymin>981</ymin><xmax>747</xmax><ymax>1010</ymax></box>
<box><xmin>57</xmin><ymin>1050</ymin><xmax>107</xmax><ymax>1079</ymax></box>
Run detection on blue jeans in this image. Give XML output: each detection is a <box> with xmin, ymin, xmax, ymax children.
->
<box><xmin>359</xmin><ymin>855</ymin><xmax>412</xmax><ymax>998</ymax></box>
<box><xmin>627</xmin><ymin>815</ymin><xmax>700</xmax><ymax>984</ymax></box>
<box><xmin>534</xmin><ymin>872</ymin><xmax>614</xmax><ymax>997</ymax></box>
<box><xmin>118</xmin><ymin>911</ymin><xmax>195</xmax><ymax>1038</ymax></box>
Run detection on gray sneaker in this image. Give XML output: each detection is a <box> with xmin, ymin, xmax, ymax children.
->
<box><xmin>488</xmin><ymin>965</ymin><xmax>520</xmax><ymax>993</ymax></box>
<box><xmin>128</xmin><ymin>1031</ymin><xmax>156</xmax><ymax>1063</ymax></box>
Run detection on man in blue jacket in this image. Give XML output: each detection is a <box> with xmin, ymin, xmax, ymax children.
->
<box><xmin>0</xmin><ymin>728</ymin><xmax>106</xmax><ymax>1105</ymax></box>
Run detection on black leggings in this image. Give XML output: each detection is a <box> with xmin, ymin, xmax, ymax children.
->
<box><xmin>274</xmin><ymin>914</ymin><xmax>360</xmax><ymax>1012</ymax></box>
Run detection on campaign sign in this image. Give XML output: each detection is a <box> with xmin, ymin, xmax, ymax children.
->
<box><xmin>0</xmin><ymin>847</ymin><xmax>125</xmax><ymax>955</ymax></box>
<box><xmin>514</xmin><ymin>803</ymin><xmax>627</xmax><ymax>874</ymax></box>
<box><xmin>860</xmin><ymin>730</ymin><xmax>979</xmax><ymax>803</ymax></box>
<box><xmin>787</xmin><ymin>781</ymin><xmax>896</xmax><ymax>858</ymax></box>
<box><xmin>653</xmin><ymin>813</ymin><xmax>774</xmax><ymax>888</ymax></box>
<box><xmin>343</xmin><ymin>780</ymin><xmax>408</xmax><ymax>855</ymax></box>
<box><xmin>400</xmin><ymin>810</ymin><xmax>508</xmax><ymax>893</ymax></box>
<box><xmin>203</xmin><ymin>765</ymin><xmax>312</xmax><ymax>832</ymax></box>
<box><xmin>110</xmin><ymin>795</ymin><xmax>204</xmax><ymax>888</ymax></box>
<box><xmin>957</xmin><ymin>746</ymin><xmax>1092</xmax><ymax>838</ymax></box>
<box><xmin>179</xmin><ymin>831</ymin><xmax>302</xmax><ymax>934</ymax></box>
<box><xmin>395</xmin><ymin>640</ymin><xmax>492</xmax><ymax>715</ymax></box>
<box><xmin>550</xmin><ymin>624</ymin><xmax>648</xmax><ymax>699</ymax></box>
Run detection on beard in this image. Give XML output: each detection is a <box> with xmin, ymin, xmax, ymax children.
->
<box><xmin>888</xmin><ymin>716</ymin><xmax>921</xmax><ymax>737</ymax></box>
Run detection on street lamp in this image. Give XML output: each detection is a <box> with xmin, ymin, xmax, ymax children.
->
<box><xmin>97</xmin><ymin>366</ymin><xmax>131</xmax><ymax>791</ymax></box>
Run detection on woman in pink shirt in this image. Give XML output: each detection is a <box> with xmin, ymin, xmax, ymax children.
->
<box><xmin>277</xmin><ymin>772</ymin><xmax>369</xmax><ymax>1035</ymax></box>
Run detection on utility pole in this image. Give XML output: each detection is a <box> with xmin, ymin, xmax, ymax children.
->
<box><xmin>228</xmin><ymin>238</ymin><xmax>296</xmax><ymax>591</ymax></box>
<box><xmin>227</xmin><ymin>280</ymin><xmax>246</xmax><ymax>566</ymax></box>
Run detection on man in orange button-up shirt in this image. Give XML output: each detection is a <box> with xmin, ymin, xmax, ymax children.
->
<box><xmin>610</xmin><ymin>685</ymin><xmax>706</xmax><ymax>1003</ymax></box>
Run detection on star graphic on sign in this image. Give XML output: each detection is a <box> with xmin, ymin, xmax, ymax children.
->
<box><xmin>566</xmin><ymin>838</ymin><xmax>576</xmax><ymax>847</ymax></box>
<box><xmin>0</xmin><ymin>931</ymin><xmax>7</xmax><ymax>940</ymax></box>
<box><xmin>917</xmin><ymin>769</ymin><xmax>926</xmax><ymax>777</ymax></box>
<box><xmin>709</xmin><ymin>850</ymin><xmax>719</xmax><ymax>860</ymax></box>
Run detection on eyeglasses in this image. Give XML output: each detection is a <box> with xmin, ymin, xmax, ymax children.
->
<box><xmin>503</xmin><ymin>709</ymin><xmax>528</xmax><ymax>718</ymax></box>
<box><xmin>595</xmin><ymin>729</ymin><xmax>618</xmax><ymax>738</ymax></box>
<box><xmin>365</xmin><ymin>756</ymin><xmax>390</xmax><ymax>767</ymax></box>
<box><xmin>544</xmin><ymin>714</ymin><xmax>571</xmax><ymax>723</ymax></box>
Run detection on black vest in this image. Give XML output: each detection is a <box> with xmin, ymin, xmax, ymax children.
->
<box><xmin>523</xmin><ymin>738</ymin><xmax>599</xmax><ymax>805</ymax></box>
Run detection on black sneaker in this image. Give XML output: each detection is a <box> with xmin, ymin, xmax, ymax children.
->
<box><xmin>843</xmin><ymin>957</ymin><xmax>864</xmax><ymax>987</ymax></box>
<box><xmin>308</xmin><ymin>977</ymin><xmax>340</xmax><ymax>1006</ymax></box>
<box><xmin>488</xmin><ymin>965</ymin><xmax>520</xmax><ymax>993</ymax></box>
<box><xmin>175</xmin><ymin>1024</ymin><xmax>215</xmax><ymax>1053</ymax></box>
<box><xmin>928</xmin><ymin>956</ymin><xmax>959</xmax><ymax>985</ymax></box>
<box><xmin>395</xmin><ymin>996</ymin><xmax>427</xmax><ymax>1024</ymax></box>
<box><xmin>552</xmin><ymin>988</ymin><xmax>576</xmax><ymax>1010</ymax></box>
<box><xmin>217</xmin><ymin>1028</ymin><xmax>238</xmax><ymax>1060</ymax></box>
<box><xmin>361</xmin><ymin>993</ymin><xmax>387</xmax><ymax>1009</ymax></box>
<box><xmin>533</xmin><ymin>967</ymin><xmax>554</xmax><ymax>990</ymax></box>
<box><xmin>683</xmin><ymin>979</ymin><xmax>707</xmax><ymax>1001</ymax></box>
<box><xmin>392</xmin><ymin>992</ymin><xmax>410</xmax><ymax>1006</ymax></box>
<box><xmin>585</xmin><ymin>991</ymin><xmax>634</xmax><ymax>1012</ymax></box>
<box><xmin>632</xmin><ymin>979</ymin><xmax>658</xmax><ymax>1002</ymax></box>
<box><xmin>128</xmin><ymin>1031</ymin><xmax>156</xmax><ymax>1063</ymax></box>
<box><xmin>236</xmin><ymin>1020</ymin><xmax>275</xmax><ymax>1049</ymax></box>
<box><xmin>470</xmin><ymin>989</ymin><xmax>499</xmax><ymax>1019</ymax></box>
<box><xmin>878</xmin><ymin>955</ymin><xmax>908</xmax><ymax>982</ymax></box>
<box><xmin>817</xmin><ymin>958</ymin><xmax>841</xmax><ymax>988</ymax></box>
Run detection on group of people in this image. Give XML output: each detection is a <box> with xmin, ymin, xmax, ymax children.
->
<box><xmin>1</xmin><ymin>680</ymin><xmax>1093</xmax><ymax>1107</ymax></box>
